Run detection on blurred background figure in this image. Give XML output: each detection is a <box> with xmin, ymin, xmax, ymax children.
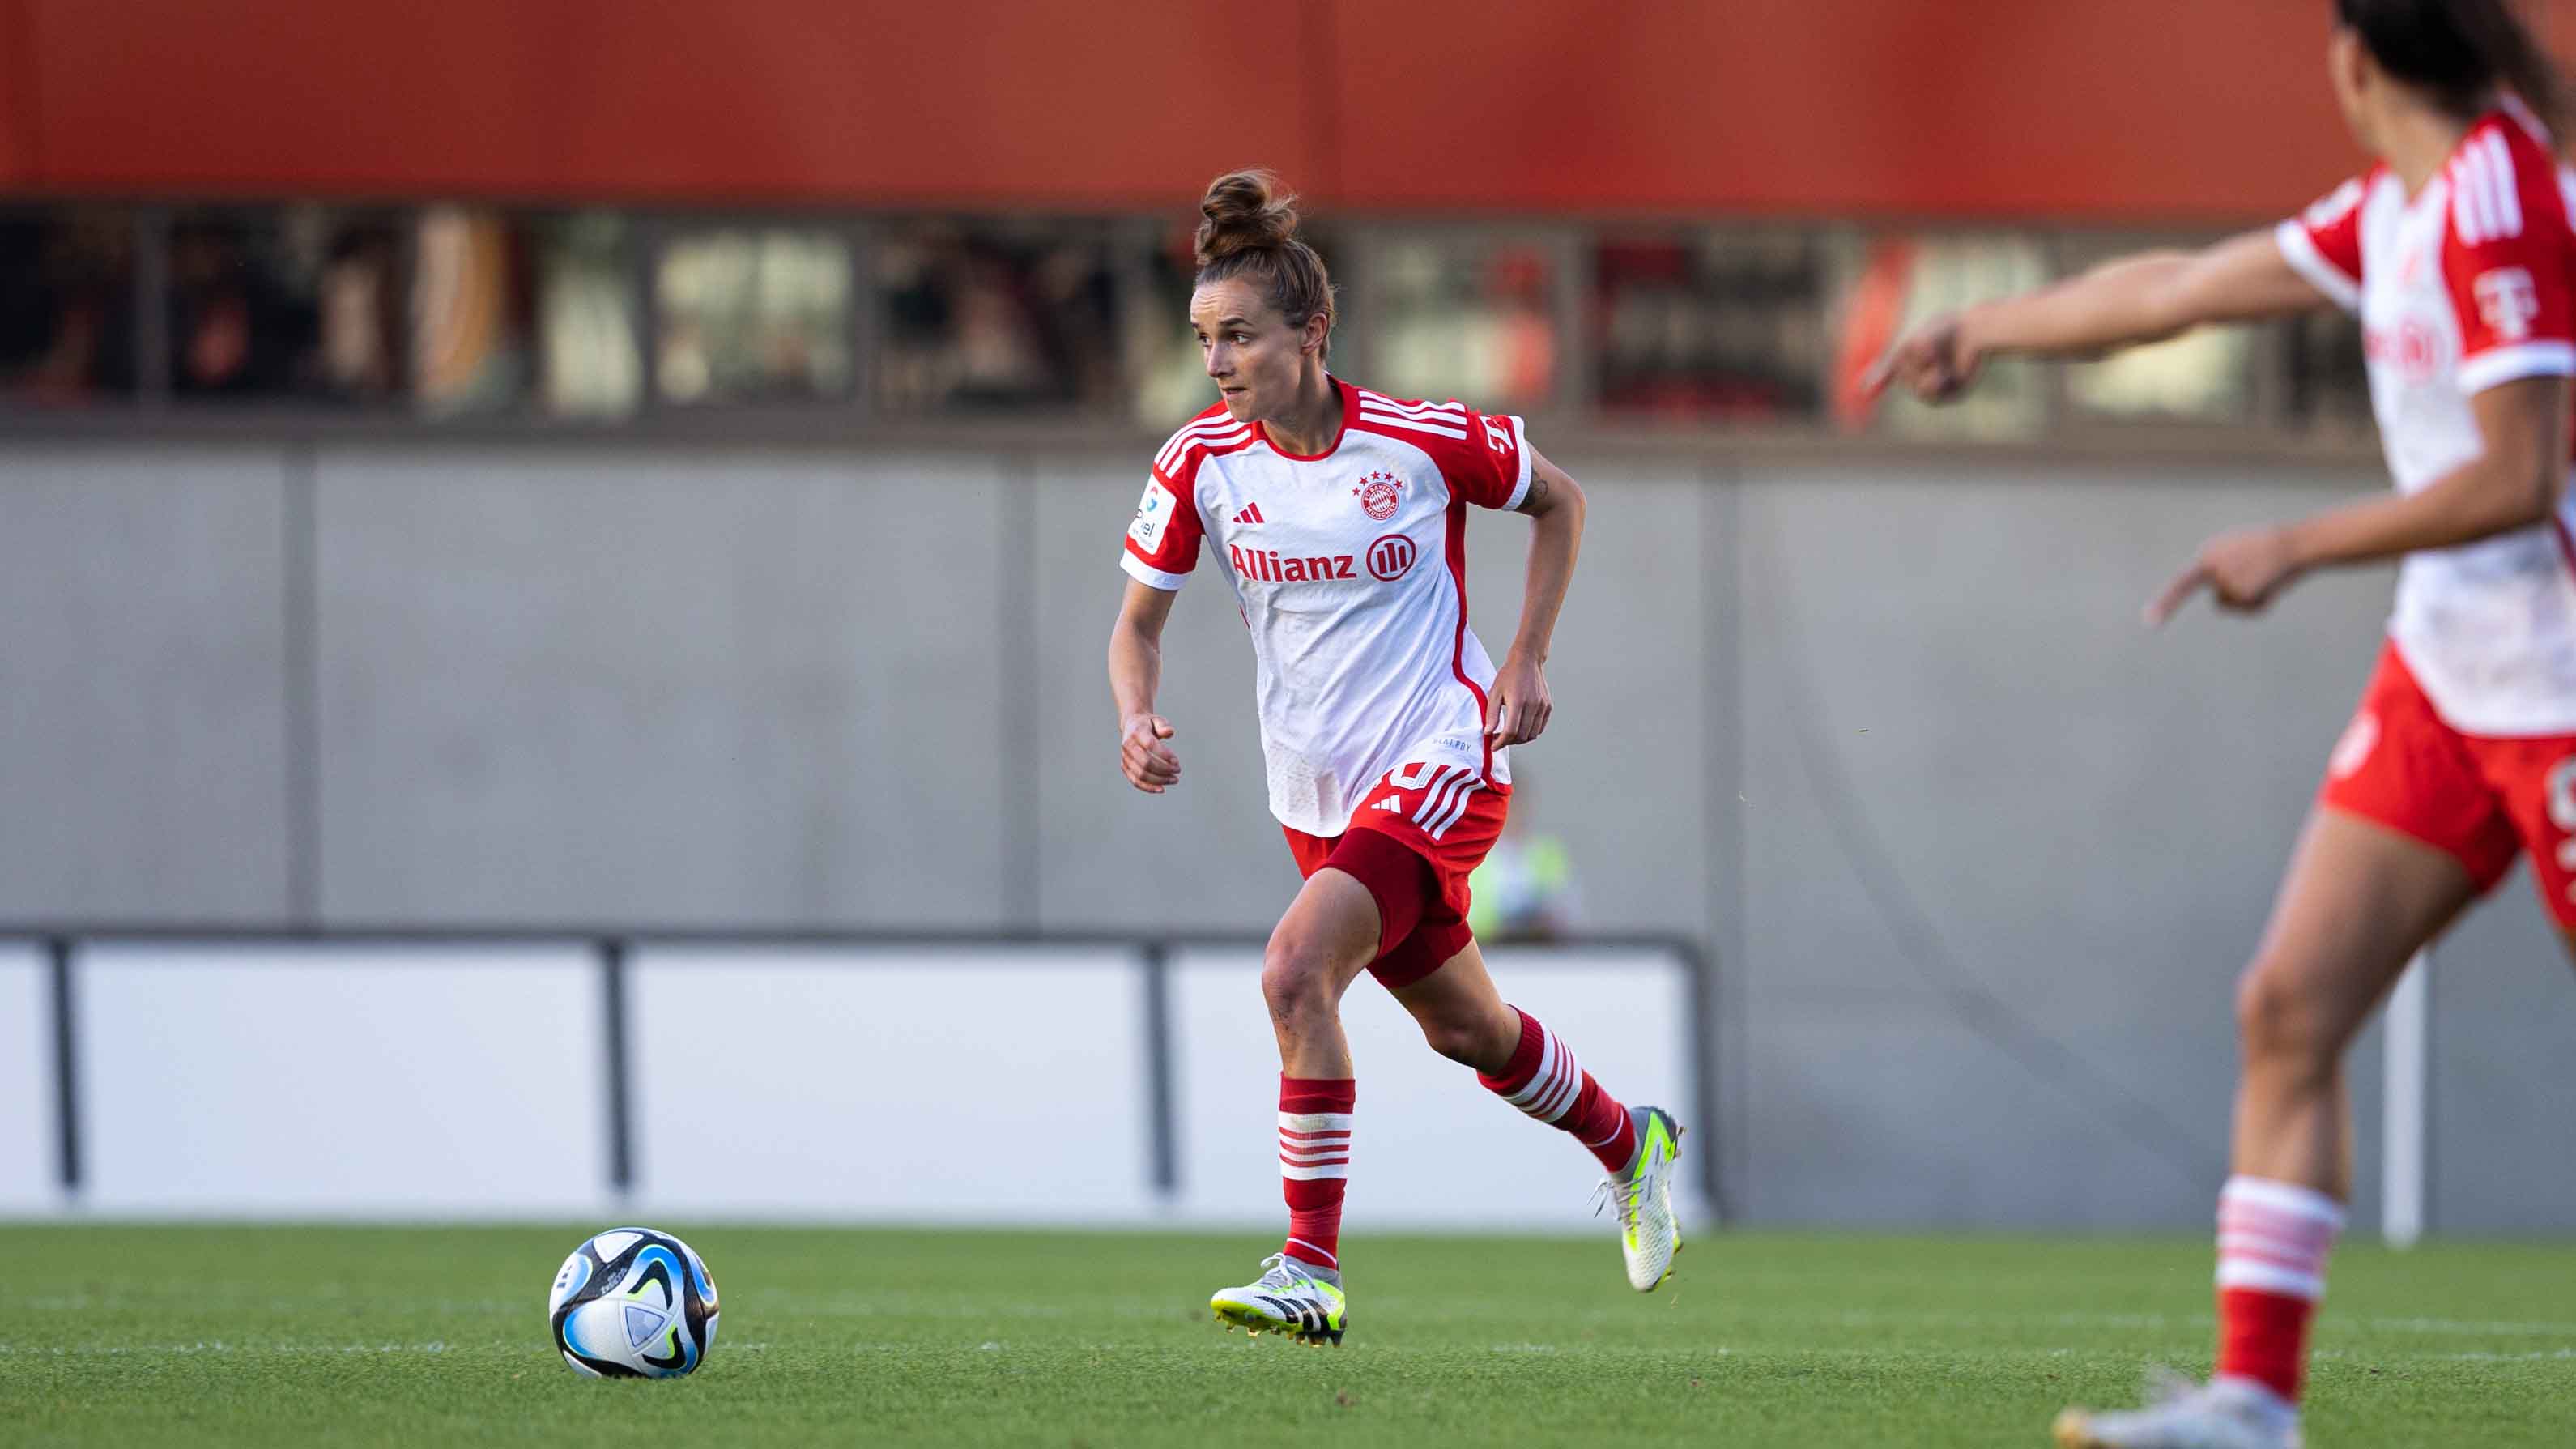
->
<box><xmin>1467</xmin><ymin>775</ymin><xmax>1582</xmax><ymax>944</ymax></box>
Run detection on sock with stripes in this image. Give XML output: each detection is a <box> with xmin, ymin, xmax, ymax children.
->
<box><xmin>1278</xmin><ymin>1076</ymin><xmax>1354</xmax><ymax>1270</ymax></box>
<box><xmin>2213</xmin><ymin>1174</ymin><xmax>2344</xmax><ymax>1404</ymax></box>
<box><xmin>1476</xmin><ymin>1007</ymin><xmax>1638</xmax><ymax>1175</ymax></box>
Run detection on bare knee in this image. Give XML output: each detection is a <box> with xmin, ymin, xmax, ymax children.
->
<box><xmin>1262</xmin><ymin>936</ymin><xmax>1337</xmax><ymax>1037</ymax></box>
<box><xmin>2235</xmin><ymin>957</ymin><xmax>2348</xmax><ymax>1079</ymax></box>
<box><xmin>1411</xmin><ymin>1004</ymin><xmax>1515</xmax><ymax>1072</ymax></box>
<box><xmin>1416</xmin><ymin>1010</ymin><xmax>1490</xmax><ymax>1067</ymax></box>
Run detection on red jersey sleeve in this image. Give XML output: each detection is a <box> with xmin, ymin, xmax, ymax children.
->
<box><xmin>1451</xmin><ymin>407</ymin><xmax>1533</xmax><ymax>510</ymax></box>
<box><xmin>2275</xmin><ymin>173</ymin><xmax>2369</xmax><ymax>313</ymax></box>
<box><xmin>1119</xmin><ymin>462</ymin><xmax>1203</xmax><ymax>590</ymax></box>
<box><xmin>2443</xmin><ymin>123</ymin><xmax>2576</xmax><ymax>395</ymax></box>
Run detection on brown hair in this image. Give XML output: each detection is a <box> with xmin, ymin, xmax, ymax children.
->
<box><xmin>1193</xmin><ymin>169</ymin><xmax>1338</xmax><ymax>356</ymax></box>
<box><xmin>2338</xmin><ymin>0</ymin><xmax>2565</xmax><ymax>135</ymax></box>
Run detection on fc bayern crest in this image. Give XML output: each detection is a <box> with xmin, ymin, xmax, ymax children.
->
<box><xmin>1354</xmin><ymin>471</ymin><xmax>1403</xmax><ymax>522</ymax></box>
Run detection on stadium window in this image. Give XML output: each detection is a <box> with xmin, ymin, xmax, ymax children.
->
<box><xmin>1591</xmin><ymin>231</ymin><xmax>1826</xmax><ymax>424</ymax></box>
<box><xmin>0</xmin><ymin>207</ymin><xmax>138</xmax><ymax>405</ymax></box>
<box><xmin>874</xmin><ymin>221</ymin><xmax>1129</xmax><ymax>416</ymax></box>
<box><xmin>2058</xmin><ymin>235</ymin><xmax>2260</xmax><ymax>428</ymax></box>
<box><xmin>534</xmin><ymin>211</ymin><xmax>642</xmax><ymax>420</ymax></box>
<box><xmin>166</xmin><ymin>206</ymin><xmax>407</xmax><ymax>405</ymax></box>
<box><xmin>1835</xmin><ymin>232</ymin><xmax>2052</xmax><ymax>441</ymax></box>
<box><xmin>2282</xmin><ymin>306</ymin><xmax>2374</xmax><ymax>441</ymax></box>
<box><xmin>415</xmin><ymin>207</ymin><xmax>659</xmax><ymax>422</ymax></box>
<box><xmin>655</xmin><ymin>227</ymin><xmax>855</xmax><ymax>406</ymax></box>
<box><xmin>1370</xmin><ymin>236</ymin><xmax>1557</xmax><ymax>412</ymax></box>
<box><xmin>2065</xmin><ymin>326</ymin><xmax>2260</xmax><ymax>425</ymax></box>
<box><xmin>409</xmin><ymin>206</ymin><xmax>537</xmax><ymax>417</ymax></box>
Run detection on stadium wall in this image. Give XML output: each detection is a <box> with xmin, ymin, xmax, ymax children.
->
<box><xmin>5</xmin><ymin>444</ymin><xmax>2574</xmax><ymax>1232</ymax></box>
<box><xmin>13</xmin><ymin>0</ymin><xmax>2575</xmax><ymax>220</ymax></box>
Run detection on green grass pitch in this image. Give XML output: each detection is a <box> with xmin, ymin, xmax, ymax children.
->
<box><xmin>3</xmin><ymin>1225</ymin><xmax>2571</xmax><ymax>1447</ymax></box>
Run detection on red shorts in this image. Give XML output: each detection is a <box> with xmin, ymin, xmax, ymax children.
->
<box><xmin>1284</xmin><ymin>760</ymin><xmax>1512</xmax><ymax>989</ymax></box>
<box><xmin>2319</xmin><ymin>641</ymin><xmax>2576</xmax><ymax>927</ymax></box>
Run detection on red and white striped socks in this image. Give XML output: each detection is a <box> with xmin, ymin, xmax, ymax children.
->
<box><xmin>2214</xmin><ymin>1174</ymin><xmax>2345</xmax><ymax>1404</ymax></box>
<box><xmin>1278</xmin><ymin>1076</ymin><xmax>1355</xmax><ymax>1270</ymax></box>
<box><xmin>1476</xmin><ymin>1007</ymin><xmax>1639</xmax><ymax>1174</ymax></box>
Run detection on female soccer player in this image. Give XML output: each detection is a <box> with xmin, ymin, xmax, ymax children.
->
<box><xmin>1107</xmin><ymin>171</ymin><xmax>1683</xmax><ymax>1345</ymax></box>
<box><xmin>1875</xmin><ymin>3</ymin><xmax>2575</xmax><ymax>1445</ymax></box>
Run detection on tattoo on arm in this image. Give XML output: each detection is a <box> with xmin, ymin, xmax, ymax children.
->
<box><xmin>1515</xmin><ymin>471</ymin><xmax>1552</xmax><ymax>515</ymax></box>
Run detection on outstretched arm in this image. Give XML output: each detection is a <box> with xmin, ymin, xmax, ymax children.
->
<box><xmin>1488</xmin><ymin>448</ymin><xmax>1586</xmax><ymax>748</ymax></box>
<box><xmin>1108</xmin><ymin>578</ymin><xmax>1182</xmax><ymax>792</ymax></box>
<box><xmin>1868</xmin><ymin>229</ymin><xmax>2335</xmax><ymax>403</ymax></box>
<box><xmin>2148</xmin><ymin>376</ymin><xmax>2570</xmax><ymax>623</ymax></box>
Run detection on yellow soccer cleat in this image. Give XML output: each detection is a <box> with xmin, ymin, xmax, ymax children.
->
<box><xmin>1597</xmin><ymin>1106</ymin><xmax>1684</xmax><ymax>1291</ymax></box>
<box><xmin>1209</xmin><ymin>1253</ymin><xmax>1346</xmax><ymax>1345</ymax></box>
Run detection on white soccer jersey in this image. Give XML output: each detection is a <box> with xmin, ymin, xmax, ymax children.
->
<box><xmin>2277</xmin><ymin>104</ymin><xmax>2576</xmax><ymax>735</ymax></box>
<box><xmin>1121</xmin><ymin>377</ymin><xmax>1531</xmax><ymax>835</ymax></box>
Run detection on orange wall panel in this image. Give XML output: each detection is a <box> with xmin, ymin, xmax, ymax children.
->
<box><xmin>0</xmin><ymin>0</ymin><xmax>28</xmax><ymax>185</ymax></box>
<box><xmin>1327</xmin><ymin>0</ymin><xmax>2364</xmax><ymax>222</ymax></box>
<box><xmin>11</xmin><ymin>0</ymin><xmax>2576</xmax><ymax>219</ymax></box>
<box><xmin>23</xmin><ymin>0</ymin><xmax>1319</xmax><ymax>204</ymax></box>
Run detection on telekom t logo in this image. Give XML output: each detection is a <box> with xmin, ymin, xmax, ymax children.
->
<box><xmin>2474</xmin><ymin>267</ymin><xmax>2540</xmax><ymax>342</ymax></box>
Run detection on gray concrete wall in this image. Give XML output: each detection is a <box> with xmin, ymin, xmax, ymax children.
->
<box><xmin>2</xmin><ymin>440</ymin><xmax>2568</xmax><ymax>1231</ymax></box>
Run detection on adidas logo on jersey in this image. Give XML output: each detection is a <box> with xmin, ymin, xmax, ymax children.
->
<box><xmin>1372</xmin><ymin>797</ymin><xmax>1402</xmax><ymax>812</ymax></box>
<box><xmin>1229</xmin><ymin>542</ymin><xmax>1356</xmax><ymax>582</ymax></box>
<box><xmin>1233</xmin><ymin>503</ymin><xmax>1265</xmax><ymax>525</ymax></box>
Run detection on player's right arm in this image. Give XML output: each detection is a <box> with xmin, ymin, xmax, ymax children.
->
<box><xmin>1111</xmin><ymin>449</ymin><xmax>1208</xmax><ymax>795</ymax></box>
<box><xmin>1109</xmin><ymin>577</ymin><xmax>1182</xmax><ymax>793</ymax></box>
<box><xmin>1869</xmin><ymin>228</ymin><xmax>2339</xmax><ymax>404</ymax></box>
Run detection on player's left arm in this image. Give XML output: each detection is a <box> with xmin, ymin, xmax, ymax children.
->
<box><xmin>2148</xmin><ymin>377</ymin><xmax>2569</xmax><ymax>624</ymax></box>
<box><xmin>1488</xmin><ymin>447</ymin><xmax>1586</xmax><ymax>747</ymax></box>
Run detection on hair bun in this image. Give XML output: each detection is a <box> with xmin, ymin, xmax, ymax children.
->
<box><xmin>1195</xmin><ymin>169</ymin><xmax>1300</xmax><ymax>265</ymax></box>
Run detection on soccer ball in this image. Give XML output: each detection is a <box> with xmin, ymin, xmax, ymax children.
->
<box><xmin>547</xmin><ymin>1227</ymin><xmax>720</xmax><ymax>1379</ymax></box>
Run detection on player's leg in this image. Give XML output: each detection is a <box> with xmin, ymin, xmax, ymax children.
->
<box><xmin>2217</xmin><ymin>808</ymin><xmax>2476</xmax><ymax>1364</ymax></box>
<box><xmin>1387</xmin><ymin>939</ymin><xmax>1643</xmax><ymax>1178</ymax></box>
<box><xmin>2060</xmin><ymin>646</ymin><xmax>2512</xmax><ymax>1447</ymax></box>
<box><xmin>1211</xmin><ymin>840</ymin><xmax>1422</xmax><ymax>1345</ymax></box>
<box><xmin>1370</xmin><ymin>776</ymin><xmax>1650</xmax><ymax>1183</ymax></box>
<box><xmin>2056</xmin><ymin>808</ymin><xmax>2480</xmax><ymax>1449</ymax></box>
<box><xmin>1387</xmin><ymin>936</ymin><xmax>1685</xmax><ymax>1290</ymax></box>
<box><xmin>1260</xmin><ymin>865</ymin><xmax>1383</xmax><ymax>1078</ymax></box>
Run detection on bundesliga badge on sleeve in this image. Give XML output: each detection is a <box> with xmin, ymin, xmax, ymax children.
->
<box><xmin>1130</xmin><ymin>477</ymin><xmax>1177</xmax><ymax>550</ymax></box>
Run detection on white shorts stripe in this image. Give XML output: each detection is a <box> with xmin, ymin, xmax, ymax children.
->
<box><xmin>1425</xmin><ymin>777</ymin><xmax>1483</xmax><ymax>841</ymax></box>
<box><xmin>1414</xmin><ymin>766</ymin><xmax>1471</xmax><ymax>831</ymax></box>
<box><xmin>1409</xmin><ymin>765</ymin><xmax>1462</xmax><ymax>827</ymax></box>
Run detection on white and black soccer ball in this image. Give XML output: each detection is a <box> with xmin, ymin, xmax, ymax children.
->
<box><xmin>547</xmin><ymin>1227</ymin><xmax>720</xmax><ymax>1379</ymax></box>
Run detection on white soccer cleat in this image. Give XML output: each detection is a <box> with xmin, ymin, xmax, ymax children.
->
<box><xmin>1596</xmin><ymin>1106</ymin><xmax>1683</xmax><ymax>1291</ymax></box>
<box><xmin>2054</xmin><ymin>1371</ymin><xmax>2301</xmax><ymax>1449</ymax></box>
<box><xmin>1209</xmin><ymin>1253</ymin><xmax>1345</xmax><ymax>1345</ymax></box>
